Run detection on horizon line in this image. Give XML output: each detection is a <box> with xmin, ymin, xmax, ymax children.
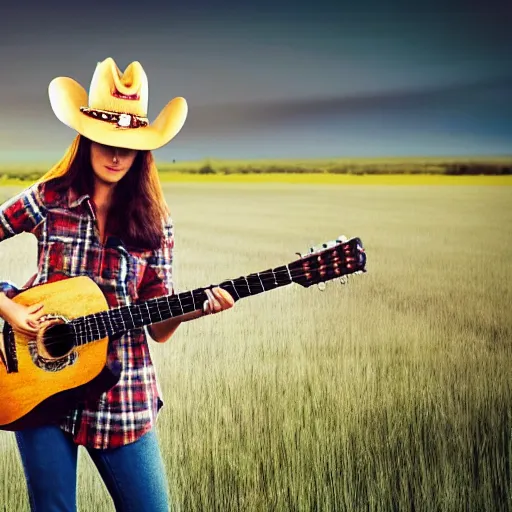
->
<box><xmin>1</xmin><ymin>153</ymin><xmax>512</xmax><ymax>168</ymax></box>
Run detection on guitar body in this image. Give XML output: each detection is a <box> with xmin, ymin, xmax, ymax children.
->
<box><xmin>0</xmin><ymin>276</ymin><xmax>120</xmax><ymax>431</ymax></box>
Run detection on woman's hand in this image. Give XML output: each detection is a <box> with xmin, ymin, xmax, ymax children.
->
<box><xmin>148</xmin><ymin>287</ymin><xmax>235</xmax><ymax>343</ymax></box>
<box><xmin>0</xmin><ymin>294</ymin><xmax>45</xmax><ymax>337</ymax></box>
<box><xmin>202</xmin><ymin>287</ymin><xmax>235</xmax><ymax>316</ymax></box>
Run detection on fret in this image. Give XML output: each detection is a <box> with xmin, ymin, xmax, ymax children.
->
<box><xmin>78</xmin><ymin>323</ymin><xmax>85</xmax><ymax>346</ymax></box>
<box><xmin>81</xmin><ymin>320</ymin><xmax>88</xmax><ymax>345</ymax></box>
<box><xmin>257</xmin><ymin>272</ymin><xmax>265</xmax><ymax>291</ymax></box>
<box><xmin>193</xmin><ymin>289</ymin><xmax>206</xmax><ymax>311</ymax></box>
<box><xmin>96</xmin><ymin>312</ymin><xmax>107</xmax><ymax>338</ymax></box>
<box><xmin>90</xmin><ymin>317</ymin><xmax>97</xmax><ymax>340</ymax></box>
<box><xmin>218</xmin><ymin>277</ymin><xmax>250</xmax><ymax>299</ymax></box>
<box><xmin>112</xmin><ymin>308</ymin><xmax>125</xmax><ymax>333</ymax></box>
<box><xmin>188</xmin><ymin>292</ymin><xmax>197</xmax><ymax>313</ymax></box>
<box><xmin>119</xmin><ymin>308</ymin><xmax>129</xmax><ymax>331</ymax></box>
<box><xmin>176</xmin><ymin>295</ymin><xmax>184</xmax><ymax>316</ymax></box>
<box><xmin>247</xmin><ymin>273</ymin><xmax>264</xmax><ymax>294</ymax></box>
<box><xmin>74</xmin><ymin>320</ymin><xmax>84</xmax><ymax>346</ymax></box>
<box><xmin>285</xmin><ymin>265</ymin><xmax>293</xmax><ymax>284</ymax></box>
<box><xmin>92</xmin><ymin>316</ymin><xmax>100</xmax><ymax>338</ymax></box>
<box><xmin>164</xmin><ymin>296</ymin><xmax>172</xmax><ymax>320</ymax></box>
<box><xmin>108</xmin><ymin>309</ymin><xmax>118</xmax><ymax>333</ymax></box>
<box><xmin>102</xmin><ymin>312</ymin><xmax>112</xmax><ymax>337</ymax></box>
<box><xmin>86</xmin><ymin>317</ymin><xmax>94</xmax><ymax>343</ymax></box>
<box><xmin>268</xmin><ymin>269</ymin><xmax>278</xmax><ymax>289</ymax></box>
<box><xmin>230</xmin><ymin>280</ymin><xmax>241</xmax><ymax>300</ymax></box>
<box><xmin>125</xmin><ymin>305</ymin><xmax>139</xmax><ymax>330</ymax></box>
<box><xmin>243</xmin><ymin>276</ymin><xmax>252</xmax><ymax>295</ymax></box>
<box><xmin>120</xmin><ymin>309</ymin><xmax>127</xmax><ymax>331</ymax></box>
<box><xmin>135</xmin><ymin>305</ymin><xmax>145</xmax><ymax>328</ymax></box>
<box><xmin>174</xmin><ymin>291</ymin><xmax>198</xmax><ymax>315</ymax></box>
<box><xmin>147</xmin><ymin>298</ymin><xmax>159</xmax><ymax>322</ymax></box>
<box><xmin>81</xmin><ymin>318</ymin><xmax>88</xmax><ymax>344</ymax></box>
<box><xmin>167</xmin><ymin>295</ymin><xmax>184</xmax><ymax>317</ymax></box>
<box><xmin>121</xmin><ymin>308</ymin><xmax>135</xmax><ymax>327</ymax></box>
<box><xmin>94</xmin><ymin>314</ymin><xmax>103</xmax><ymax>338</ymax></box>
<box><xmin>155</xmin><ymin>298</ymin><xmax>164</xmax><ymax>322</ymax></box>
<box><xmin>274</xmin><ymin>265</ymin><xmax>293</xmax><ymax>286</ymax></box>
<box><xmin>143</xmin><ymin>302</ymin><xmax>152</xmax><ymax>324</ymax></box>
<box><xmin>259</xmin><ymin>269</ymin><xmax>278</xmax><ymax>291</ymax></box>
<box><xmin>88</xmin><ymin>316</ymin><xmax>95</xmax><ymax>339</ymax></box>
<box><xmin>236</xmin><ymin>277</ymin><xmax>251</xmax><ymax>298</ymax></box>
<box><xmin>127</xmin><ymin>306</ymin><xmax>139</xmax><ymax>329</ymax></box>
<box><xmin>162</xmin><ymin>296</ymin><xmax>173</xmax><ymax>317</ymax></box>
<box><xmin>188</xmin><ymin>290</ymin><xmax>196</xmax><ymax>312</ymax></box>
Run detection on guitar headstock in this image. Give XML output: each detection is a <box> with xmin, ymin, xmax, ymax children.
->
<box><xmin>289</xmin><ymin>235</ymin><xmax>366</xmax><ymax>288</ymax></box>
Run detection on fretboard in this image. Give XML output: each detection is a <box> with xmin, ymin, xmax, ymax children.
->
<box><xmin>71</xmin><ymin>265</ymin><xmax>294</xmax><ymax>346</ymax></box>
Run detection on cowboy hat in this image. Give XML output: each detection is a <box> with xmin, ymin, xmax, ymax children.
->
<box><xmin>48</xmin><ymin>57</ymin><xmax>188</xmax><ymax>150</ymax></box>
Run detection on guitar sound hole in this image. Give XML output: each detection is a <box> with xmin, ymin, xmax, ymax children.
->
<box><xmin>43</xmin><ymin>323</ymin><xmax>75</xmax><ymax>358</ymax></box>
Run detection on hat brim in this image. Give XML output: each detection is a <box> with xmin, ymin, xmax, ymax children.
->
<box><xmin>49</xmin><ymin>77</ymin><xmax>188</xmax><ymax>150</ymax></box>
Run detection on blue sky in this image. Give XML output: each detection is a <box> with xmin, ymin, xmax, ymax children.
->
<box><xmin>0</xmin><ymin>0</ymin><xmax>510</xmax><ymax>162</ymax></box>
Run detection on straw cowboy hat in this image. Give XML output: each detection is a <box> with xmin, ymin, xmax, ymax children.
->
<box><xmin>49</xmin><ymin>57</ymin><xmax>188</xmax><ymax>150</ymax></box>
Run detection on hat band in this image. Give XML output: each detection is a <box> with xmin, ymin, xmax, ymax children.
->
<box><xmin>79</xmin><ymin>106</ymin><xmax>149</xmax><ymax>128</ymax></box>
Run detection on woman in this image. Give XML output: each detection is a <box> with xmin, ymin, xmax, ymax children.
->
<box><xmin>0</xmin><ymin>57</ymin><xmax>234</xmax><ymax>511</ymax></box>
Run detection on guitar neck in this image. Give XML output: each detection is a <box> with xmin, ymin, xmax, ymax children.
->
<box><xmin>72</xmin><ymin>265</ymin><xmax>294</xmax><ymax>345</ymax></box>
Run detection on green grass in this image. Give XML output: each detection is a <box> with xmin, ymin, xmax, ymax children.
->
<box><xmin>0</xmin><ymin>182</ymin><xmax>511</xmax><ymax>511</ymax></box>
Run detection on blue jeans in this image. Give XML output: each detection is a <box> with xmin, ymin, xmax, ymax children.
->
<box><xmin>15</xmin><ymin>426</ymin><xmax>170</xmax><ymax>511</ymax></box>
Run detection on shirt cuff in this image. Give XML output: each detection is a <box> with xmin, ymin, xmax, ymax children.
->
<box><xmin>0</xmin><ymin>281</ymin><xmax>19</xmax><ymax>299</ymax></box>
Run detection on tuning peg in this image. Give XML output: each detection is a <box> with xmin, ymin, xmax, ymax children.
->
<box><xmin>317</xmin><ymin>282</ymin><xmax>326</xmax><ymax>291</ymax></box>
<box><xmin>304</xmin><ymin>236</ymin><xmax>349</xmax><ymax>255</ymax></box>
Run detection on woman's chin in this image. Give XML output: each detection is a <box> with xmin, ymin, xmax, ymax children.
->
<box><xmin>95</xmin><ymin>173</ymin><xmax>123</xmax><ymax>186</ymax></box>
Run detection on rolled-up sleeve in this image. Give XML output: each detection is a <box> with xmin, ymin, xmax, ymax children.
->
<box><xmin>0</xmin><ymin>183</ymin><xmax>47</xmax><ymax>297</ymax></box>
<box><xmin>0</xmin><ymin>183</ymin><xmax>47</xmax><ymax>240</ymax></box>
<box><xmin>137</xmin><ymin>215</ymin><xmax>175</xmax><ymax>302</ymax></box>
<box><xmin>0</xmin><ymin>281</ymin><xmax>19</xmax><ymax>299</ymax></box>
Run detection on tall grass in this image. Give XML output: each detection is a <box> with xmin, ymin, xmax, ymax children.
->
<box><xmin>0</xmin><ymin>182</ymin><xmax>511</xmax><ymax>511</ymax></box>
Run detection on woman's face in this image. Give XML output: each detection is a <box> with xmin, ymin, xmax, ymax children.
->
<box><xmin>90</xmin><ymin>142</ymin><xmax>138</xmax><ymax>186</ymax></box>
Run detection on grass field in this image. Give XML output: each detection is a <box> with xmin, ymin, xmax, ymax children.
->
<box><xmin>0</xmin><ymin>180</ymin><xmax>511</xmax><ymax>511</ymax></box>
<box><xmin>1</xmin><ymin>173</ymin><xmax>512</xmax><ymax>187</ymax></box>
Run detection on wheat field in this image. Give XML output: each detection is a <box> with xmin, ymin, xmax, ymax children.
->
<box><xmin>0</xmin><ymin>181</ymin><xmax>511</xmax><ymax>511</ymax></box>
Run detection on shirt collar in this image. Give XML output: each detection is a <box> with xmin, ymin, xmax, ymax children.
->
<box><xmin>67</xmin><ymin>189</ymin><xmax>91</xmax><ymax>209</ymax></box>
<box><xmin>66</xmin><ymin>188</ymin><xmax>97</xmax><ymax>223</ymax></box>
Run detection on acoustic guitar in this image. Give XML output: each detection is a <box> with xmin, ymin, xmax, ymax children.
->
<box><xmin>0</xmin><ymin>235</ymin><xmax>366</xmax><ymax>431</ymax></box>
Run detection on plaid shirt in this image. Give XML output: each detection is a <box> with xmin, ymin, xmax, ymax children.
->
<box><xmin>0</xmin><ymin>180</ymin><xmax>174</xmax><ymax>449</ymax></box>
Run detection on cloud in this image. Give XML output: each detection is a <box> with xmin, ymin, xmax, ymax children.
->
<box><xmin>176</xmin><ymin>75</ymin><xmax>512</xmax><ymax>138</ymax></box>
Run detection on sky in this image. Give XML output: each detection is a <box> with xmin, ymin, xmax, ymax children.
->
<box><xmin>0</xmin><ymin>0</ymin><xmax>511</xmax><ymax>163</ymax></box>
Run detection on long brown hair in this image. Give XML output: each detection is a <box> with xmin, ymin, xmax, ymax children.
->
<box><xmin>37</xmin><ymin>134</ymin><xmax>170</xmax><ymax>250</ymax></box>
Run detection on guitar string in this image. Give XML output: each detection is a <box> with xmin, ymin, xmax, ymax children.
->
<box><xmin>34</xmin><ymin>260</ymin><xmax>361</xmax><ymax>349</ymax></box>
<box><xmin>34</xmin><ymin>254</ymin><xmax>361</xmax><ymax>349</ymax></box>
